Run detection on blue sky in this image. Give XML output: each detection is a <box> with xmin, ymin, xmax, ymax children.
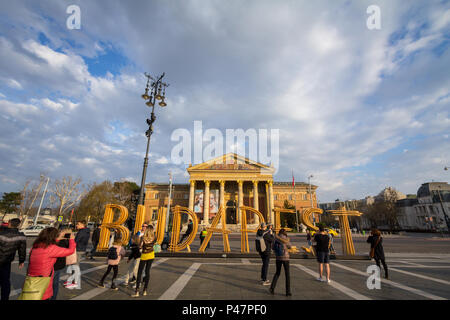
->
<box><xmin>0</xmin><ymin>0</ymin><xmax>449</xmax><ymax>203</ymax></box>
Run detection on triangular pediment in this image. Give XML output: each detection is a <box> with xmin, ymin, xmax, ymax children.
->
<box><xmin>187</xmin><ymin>153</ymin><xmax>273</xmax><ymax>172</ymax></box>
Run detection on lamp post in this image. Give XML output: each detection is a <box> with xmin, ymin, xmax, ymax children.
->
<box><xmin>308</xmin><ymin>174</ymin><xmax>314</xmax><ymax>226</ymax></box>
<box><xmin>137</xmin><ymin>72</ymin><xmax>169</xmax><ymax>215</ymax></box>
<box><xmin>436</xmin><ymin>186</ymin><xmax>450</xmax><ymax>233</ymax></box>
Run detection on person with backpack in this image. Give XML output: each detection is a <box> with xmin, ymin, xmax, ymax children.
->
<box><xmin>132</xmin><ymin>225</ymin><xmax>156</xmax><ymax>297</ymax></box>
<box><xmin>269</xmin><ymin>229</ymin><xmax>292</xmax><ymax>297</ymax></box>
<box><xmin>124</xmin><ymin>234</ymin><xmax>141</xmax><ymax>286</ymax></box>
<box><xmin>314</xmin><ymin>224</ymin><xmax>331</xmax><ymax>283</ymax></box>
<box><xmin>367</xmin><ymin>228</ymin><xmax>388</xmax><ymax>279</ymax></box>
<box><xmin>255</xmin><ymin>222</ymin><xmax>274</xmax><ymax>286</ymax></box>
<box><xmin>98</xmin><ymin>238</ymin><xmax>126</xmax><ymax>290</ymax></box>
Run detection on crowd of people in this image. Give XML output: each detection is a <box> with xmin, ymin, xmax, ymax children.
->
<box><xmin>0</xmin><ymin>217</ymin><xmax>389</xmax><ymax>300</ymax></box>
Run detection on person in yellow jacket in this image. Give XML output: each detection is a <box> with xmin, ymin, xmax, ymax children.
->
<box><xmin>131</xmin><ymin>226</ymin><xmax>156</xmax><ymax>297</ymax></box>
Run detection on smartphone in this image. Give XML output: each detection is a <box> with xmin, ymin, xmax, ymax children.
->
<box><xmin>64</xmin><ymin>233</ymin><xmax>71</xmax><ymax>239</ymax></box>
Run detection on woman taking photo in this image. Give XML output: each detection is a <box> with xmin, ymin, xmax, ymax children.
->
<box><xmin>269</xmin><ymin>229</ymin><xmax>292</xmax><ymax>297</ymax></box>
<box><xmin>132</xmin><ymin>225</ymin><xmax>156</xmax><ymax>297</ymax></box>
<box><xmin>26</xmin><ymin>227</ymin><xmax>76</xmax><ymax>300</ymax></box>
<box><xmin>367</xmin><ymin>228</ymin><xmax>388</xmax><ymax>279</ymax></box>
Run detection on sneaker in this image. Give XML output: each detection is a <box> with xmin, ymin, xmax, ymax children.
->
<box><xmin>316</xmin><ymin>277</ymin><xmax>323</xmax><ymax>282</ymax></box>
<box><xmin>97</xmin><ymin>283</ymin><xmax>105</xmax><ymax>288</ymax></box>
<box><xmin>326</xmin><ymin>279</ymin><xmax>331</xmax><ymax>284</ymax></box>
<box><xmin>262</xmin><ymin>280</ymin><xmax>271</xmax><ymax>286</ymax></box>
<box><xmin>131</xmin><ymin>291</ymin><xmax>139</xmax><ymax>298</ymax></box>
<box><xmin>142</xmin><ymin>290</ymin><xmax>147</xmax><ymax>296</ymax></box>
<box><xmin>111</xmin><ymin>285</ymin><xmax>118</xmax><ymax>291</ymax></box>
<box><xmin>123</xmin><ymin>282</ymin><xmax>129</xmax><ymax>286</ymax></box>
<box><xmin>63</xmin><ymin>281</ymin><xmax>70</xmax><ymax>286</ymax></box>
<box><xmin>130</xmin><ymin>278</ymin><xmax>136</xmax><ymax>284</ymax></box>
<box><xmin>66</xmin><ymin>283</ymin><xmax>79</xmax><ymax>289</ymax></box>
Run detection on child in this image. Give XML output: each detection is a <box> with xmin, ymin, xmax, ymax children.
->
<box><xmin>124</xmin><ymin>235</ymin><xmax>141</xmax><ymax>286</ymax></box>
<box><xmin>98</xmin><ymin>239</ymin><xmax>126</xmax><ymax>290</ymax></box>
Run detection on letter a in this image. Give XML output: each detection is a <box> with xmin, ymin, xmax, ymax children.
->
<box><xmin>66</xmin><ymin>5</ymin><xmax>81</xmax><ymax>30</ymax></box>
<box><xmin>366</xmin><ymin>5</ymin><xmax>381</xmax><ymax>30</ymax></box>
<box><xmin>199</xmin><ymin>206</ymin><xmax>231</xmax><ymax>252</ymax></box>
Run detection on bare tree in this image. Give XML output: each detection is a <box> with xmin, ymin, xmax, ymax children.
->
<box><xmin>50</xmin><ymin>176</ymin><xmax>85</xmax><ymax>220</ymax></box>
<box><xmin>17</xmin><ymin>175</ymin><xmax>48</xmax><ymax>226</ymax></box>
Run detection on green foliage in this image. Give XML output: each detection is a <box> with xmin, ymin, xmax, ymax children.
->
<box><xmin>0</xmin><ymin>192</ymin><xmax>22</xmax><ymax>214</ymax></box>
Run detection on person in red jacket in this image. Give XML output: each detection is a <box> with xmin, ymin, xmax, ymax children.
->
<box><xmin>26</xmin><ymin>227</ymin><xmax>76</xmax><ymax>300</ymax></box>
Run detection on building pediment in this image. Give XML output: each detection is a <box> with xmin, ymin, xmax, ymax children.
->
<box><xmin>187</xmin><ymin>153</ymin><xmax>274</xmax><ymax>174</ymax></box>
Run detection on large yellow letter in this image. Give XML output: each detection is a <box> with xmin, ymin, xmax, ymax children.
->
<box><xmin>98</xmin><ymin>204</ymin><xmax>130</xmax><ymax>251</ymax></box>
<box><xmin>240</xmin><ymin>206</ymin><xmax>265</xmax><ymax>253</ymax></box>
<box><xmin>169</xmin><ymin>206</ymin><xmax>198</xmax><ymax>252</ymax></box>
<box><xmin>199</xmin><ymin>206</ymin><xmax>231</xmax><ymax>253</ymax></box>
<box><xmin>133</xmin><ymin>205</ymin><xmax>146</xmax><ymax>235</ymax></box>
<box><xmin>155</xmin><ymin>207</ymin><xmax>167</xmax><ymax>245</ymax></box>
<box><xmin>300</xmin><ymin>208</ymin><xmax>323</xmax><ymax>231</ymax></box>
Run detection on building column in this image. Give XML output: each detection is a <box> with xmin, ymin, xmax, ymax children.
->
<box><xmin>219</xmin><ymin>180</ymin><xmax>225</xmax><ymax>210</ymax></box>
<box><xmin>265</xmin><ymin>182</ymin><xmax>270</xmax><ymax>223</ymax></box>
<box><xmin>253</xmin><ymin>180</ymin><xmax>260</xmax><ymax>225</ymax></box>
<box><xmin>188</xmin><ymin>180</ymin><xmax>195</xmax><ymax>211</ymax></box>
<box><xmin>204</xmin><ymin>180</ymin><xmax>210</xmax><ymax>225</ymax></box>
<box><xmin>237</xmin><ymin>180</ymin><xmax>243</xmax><ymax>224</ymax></box>
<box><xmin>268</xmin><ymin>180</ymin><xmax>274</xmax><ymax>224</ymax></box>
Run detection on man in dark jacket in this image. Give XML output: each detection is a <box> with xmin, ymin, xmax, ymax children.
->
<box><xmin>255</xmin><ymin>223</ymin><xmax>274</xmax><ymax>286</ymax></box>
<box><xmin>66</xmin><ymin>220</ymin><xmax>90</xmax><ymax>289</ymax></box>
<box><xmin>89</xmin><ymin>223</ymin><xmax>101</xmax><ymax>260</ymax></box>
<box><xmin>367</xmin><ymin>229</ymin><xmax>388</xmax><ymax>279</ymax></box>
<box><xmin>0</xmin><ymin>218</ymin><xmax>26</xmax><ymax>300</ymax></box>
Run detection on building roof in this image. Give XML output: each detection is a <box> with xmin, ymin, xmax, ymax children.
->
<box><xmin>417</xmin><ymin>182</ymin><xmax>450</xmax><ymax>198</ymax></box>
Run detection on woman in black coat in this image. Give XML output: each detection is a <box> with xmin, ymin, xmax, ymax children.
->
<box><xmin>367</xmin><ymin>229</ymin><xmax>388</xmax><ymax>279</ymax></box>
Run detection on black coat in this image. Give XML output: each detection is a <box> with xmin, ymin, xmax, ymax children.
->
<box><xmin>91</xmin><ymin>227</ymin><xmax>101</xmax><ymax>244</ymax></box>
<box><xmin>75</xmin><ymin>227</ymin><xmax>90</xmax><ymax>252</ymax></box>
<box><xmin>0</xmin><ymin>228</ymin><xmax>26</xmax><ymax>265</ymax></box>
<box><xmin>367</xmin><ymin>235</ymin><xmax>385</xmax><ymax>260</ymax></box>
<box><xmin>54</xmin><ymin>239</ymin><xmax>70</xmax><ymax>271</ymax></box>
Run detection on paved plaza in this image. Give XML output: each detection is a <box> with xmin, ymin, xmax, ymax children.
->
<box><xmin>7</xmin><ymin>233</ymin><xmax>450</xmax><ymax>301</ymax></box>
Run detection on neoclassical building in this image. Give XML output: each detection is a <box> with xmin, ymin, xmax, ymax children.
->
<box><xmin>143</xmin><ymin>153</ymin><xmax>317</xmax><ymax>226</ymax></box>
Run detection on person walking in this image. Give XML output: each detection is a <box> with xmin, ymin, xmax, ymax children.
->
<box><xmin>132</xmin><ymin>225</ymin><xmax>156</xmax><ymax>297</ymax></box>
<box><xmin>98</xmin><ymin>238</ymin><xmax>126</xmax><ymax>290</ymax></box>
<box><xmin>269</xmin><ymin>229</ymin><xmax>292</xmax><ymax>296</ymax></box>
<box><xmin>367</xmin><ymin>229</ymin><xmax>388</xmax><ymax>279</ymax></box>
<box><xmin>328</xmin><ymin>230</ymin><xmax>336</xmax><ymax>255</ymax></box>
<box><xmin>179</xmin><ymin>219</ymin><xmax>193</xmax><ymax>243</ymax></box>
<box><xmin>124</xmin><ymin>235</ymin><xmax>141</xmax><ymax>286</ymax></box>
<box><xmin>199</xmin><ymin>226</ymin><xmax>210</xmax><ymax>249</ymax></box>
<box><xmin>89</xmin><ymin>223</ymin><xmax>101</xmax><ymax>260</ymax></box>
<box><xmin>314</xmin><ymin>225</ymin><xmax>331</xmax><ymax>283</ymax></box>
<box><xmin>0</xmin><ymin>218</ymin><xmax>26</xmax><ymax>300</ymax></box>
<box><xmin>51</xmin><ymin>229</ymin><xmax>72</xmax><ymax>299</ymax></box>
<box><xmin>255</xmin><ymin>223</ymin><xmax>274</xmax><ymax>286</ymax></box>
<box><xmin>26</xmin><ymin>227</ymin><xmax>76</xmax><ymax>300</ymax></box>
<box><xmin>65</xmin><ymin>220</ymin><xmax>90</xmax><ymax>289</ymax></box>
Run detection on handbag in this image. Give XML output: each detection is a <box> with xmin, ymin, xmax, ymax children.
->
<box><xmin>18</xmin><ymin>250</ymin><xmax>53</xmax><ymax>300</ymax></box>
<box><xmin>153</xmin><ymin>243</ymin><xmax>161</xmax><ymax>253</ymax></box>
<box><xmin>370</xmin><ymin>236</ymin><xmax>381</xmax><ymax>258</ymax></box>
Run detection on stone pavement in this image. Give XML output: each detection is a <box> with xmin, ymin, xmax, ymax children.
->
<box><xmin>8</xmin><ymin>254</ymin><xmax>450</xmax><ymax>300</ymax></box>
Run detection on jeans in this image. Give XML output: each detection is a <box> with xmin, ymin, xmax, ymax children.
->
<box><xmin>375</xmin><ymin>258</ymin><xmax>388</xmax><ymax>277</ymax></box>
<box><xmin>0</xmin><ymin>262</ymin><xmax>11</xmax><ymax>301</ymax></box>
<box><xmin>259</xmin><ymin>252</ymin><xmax>270</xmax><ymax>281</ymax></box>
<box><xmin>100</xmin><ymin>265</ymin><xmax>118</xmax><ymax>286</ymax></box>
<box><xmin>66</xmin><ymin>252</ymin><xmax>83</xmax><ymax>288</ymax></box>
<box><xmin>50</xmin><ymin>269</ymin><xmax>61</xmax><ymax>300</ymax></box>
<box><xmin>125</xmin><ymin>258</ymin><xmax>140</xmax><ymax>283</ymax></box>
<box><xmin>136</xmin><ymin>259</ymin><xmax>154</xmax><ymax>291</ymax></box>
<box><xmin>270</xmin><ymin>260</ymin><xmax>291</xmax><ymax>294</ymax></box>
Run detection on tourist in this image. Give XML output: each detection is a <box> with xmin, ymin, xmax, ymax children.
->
<box><xmin>132</xmin><ymin>225</ymin><xmax>156</xmax><ymax>297</ymax></box>
<box><xmin>89</xmin><ymin>223</ymin><xmax>101</xmax><ymax>260</ymax></box>
<box><xmin>137</xmin><ymin>223</ymin><xmax>148</xmax><ymax>238</ymax></box>
<box><xmin>179</xmin><ymin>219</ymin><xmax>193</xmax><ymax>243</ymax></box>
<box><xmin>26</xmin><ymin>227</ymin><xmax>76</xmax><ymax>300</ymax></box>
<box><xmin>314</xmin><ymin>224</ymin><xmax>331</xmax><ymax>283</ymax></box>
<box><xmin>306</xmin><ymin>230</ymin><xmax>312</xmax><ymax>247</ymax></box>
<box><xmin>124</xmin><ymin>234</ymin><xmax>141</xmax><ymax>286</ymax></box>
<box><xmin>199</xmin><ymin>226</ymin><xmax>210</xmax><ymax>249</ymax></box>
<box><xmin>51</xmin><ymin>229</ymin><xmax>71</xmax><ymax>299</ymax></box>
<box><xmin>367</xmin><ymin>229</ymin><xmax>388</xmax><ymax>279</ymax></box>
<box><xmin>98</xmin><ymin>238</ymin><xmax>126</xmax><ymax>290</ymax></box>
<box><xmin>255</xmin><ymin>222</ymin><xmax>274</xmax><ymax>286</ymax></box>
<box><xmin>328</xmin><ymin>230</ymin><xmax>336</xmax><ymax>254</ymax></box>
<box><xmin>65</xmin><ymin>220</ymin><xmax>90</xmax><ymax>289</ymax></box>
<box><xmin>269</xmin><ymin>229</ymin><xmax>292</xmax><ymax>296</ymax></box>
<box><xmin>0</xmin><ymin>218</ymin><xmax>26</xmax><ymax>300</ymax></box>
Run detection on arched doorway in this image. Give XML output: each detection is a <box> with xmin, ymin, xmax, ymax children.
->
<box><xmin>226</xmin><ymin>200</ymin><xmax>236</xmax><ymax>224</ymax></box>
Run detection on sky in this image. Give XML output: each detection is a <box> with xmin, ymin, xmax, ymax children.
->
<box><xmin>0</xmin><ymin>0</ymin><xmax>449</xmax><ymax>203</ymax></box>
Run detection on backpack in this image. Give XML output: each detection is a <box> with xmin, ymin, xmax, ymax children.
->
<box><xmin>107</xmin><ymin>246</ymin><xmax>118</xmax><ymax>260</ymax></box>
<box><xmin>272</xmin><ymin>240</ymin><xmax>284</xmax><ymax>257</ymax></box>
<box><xmin>255</xmin><ymin>232</ymin><xmax>267</xmax><ymax>253</ymax></box>
<box><xmin>142</xmin><ymin>240</ymin><xmax>154</xmax><ymax>254</ymax></box>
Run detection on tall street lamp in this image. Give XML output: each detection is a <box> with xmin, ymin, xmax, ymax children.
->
<box><xmin>308</xmin><ymin>174</ymin><xmax>315</xmax><ymax>226</ymax></box>
<box><xmin>137</xmin><ymin>72</ymin><xmax>169</xmax><ymax>213</ymax></box>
